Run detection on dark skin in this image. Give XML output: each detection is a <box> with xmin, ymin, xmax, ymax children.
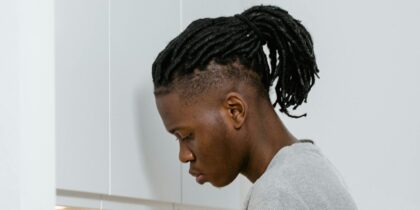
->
<box><xmin>155</xmin><ymin>64</ymin><xmax>297</xmax><ymax>187</ymax></box>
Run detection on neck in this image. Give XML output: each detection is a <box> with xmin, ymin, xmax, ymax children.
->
<box><xmin>240</xmin><ymin>106</ymin><xmax>297</xmax><ymax>183</ymax></box>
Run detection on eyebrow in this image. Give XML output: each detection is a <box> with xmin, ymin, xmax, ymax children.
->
<box><xmin>168</xmin><ymin>125</ymin><xmax>191</xmax><ymax>134</ymax></box>
<box><xmin>169</xmin><ymin>127</ymin><xmax>182</xmax><ymax>134</ymax></box>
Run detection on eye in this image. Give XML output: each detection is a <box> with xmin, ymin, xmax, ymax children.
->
<box><xmin>176</xmin><ymin>133</ymin><xmax>193</xmax><ymax>142</ymax></box>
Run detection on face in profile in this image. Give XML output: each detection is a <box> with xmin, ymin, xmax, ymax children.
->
<box><xmin>155</xmin><ymin>90</ymin><xmax>246</xmax><ymax>187</ymax></box>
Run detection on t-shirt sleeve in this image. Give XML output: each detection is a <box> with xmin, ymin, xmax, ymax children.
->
<box><xmin>247</xmin><ymin>189</ymin><xmax>309</xmax><ymax>210</ymax></box>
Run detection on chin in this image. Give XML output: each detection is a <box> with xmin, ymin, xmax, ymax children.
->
<box><xmin>210</xmin><ymin>181</ymin><xmax>228</xmax><ymax>188</ymax></box>
<box><xmin>210</xmin><ymin>176</ymin><xmax>236</xmax><ymax>188</ymax></box>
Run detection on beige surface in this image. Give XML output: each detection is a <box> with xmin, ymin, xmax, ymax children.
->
<box><xmin>58</xmin><ymin>207</ymin><xmax>97</xmax><ymax>210</ymax></box>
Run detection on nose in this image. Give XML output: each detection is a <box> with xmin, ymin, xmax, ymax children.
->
<box><xmin>179</xmin><ymin>141</ymin><xmax>195</xmax><ymax>163</ymax></box>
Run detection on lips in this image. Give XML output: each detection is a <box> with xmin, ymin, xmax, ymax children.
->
<box><xmin>195</xmin><ymin>174</ymin><xmax>205</xmax><ymax>184</ymax></box>
<box><xmin>189</xmin><ymin>169</ymin><xmax>206</xmax><ymax>184</ymax></box>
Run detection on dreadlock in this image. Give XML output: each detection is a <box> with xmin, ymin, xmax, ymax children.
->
<box><xmin>152</xmin><ymin>5</ymin><xmax>319</xmax><ymax>118</ymax></box>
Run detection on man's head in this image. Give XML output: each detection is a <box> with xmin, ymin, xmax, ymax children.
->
<box><xmin>152</xmin><ymin>5</ymin><xmax>319</xmax><ymax>187</ymax></box>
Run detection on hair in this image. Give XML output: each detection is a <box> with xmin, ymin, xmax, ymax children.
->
<box><xmin>152</xmin><ymin>5</ymin><xmax>319</xmax><ymax>118</ymax></box>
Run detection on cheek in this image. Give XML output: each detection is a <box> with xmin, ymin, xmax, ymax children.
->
<box><xmin>203</xmin><ymin>124</ymin><xmax>232</xmax><ymax>165</ymax></box>
<box><xmin>194</xmin><ymin>110</ymin><xmax>234</xmax><ymax>163</ymax></box>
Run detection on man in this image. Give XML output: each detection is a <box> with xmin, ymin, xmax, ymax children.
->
<box><xmin>152</xmin><ymin>5</ymin><xmax>357</xmax><ymax>210</ymax></box>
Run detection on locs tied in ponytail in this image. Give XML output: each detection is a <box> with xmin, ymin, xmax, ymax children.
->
<box><xmin>152</xmin><ymin>5</ymin><xmax>319</xmax><ymax>118</ymax></box>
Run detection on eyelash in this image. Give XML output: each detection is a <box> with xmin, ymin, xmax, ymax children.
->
<box><xmin>176</xmin><ymin>134</ymin><xmax>193</xmax><ymax>142</ymax></box>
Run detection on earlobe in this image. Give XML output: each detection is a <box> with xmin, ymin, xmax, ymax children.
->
<box><xmin>225</xmin><ymin>93</ymin><xmax>247</xmax><ymax>129</ymax></box>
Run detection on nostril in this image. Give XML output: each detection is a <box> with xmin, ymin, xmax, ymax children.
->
<box><xmin>179</xmin><ymin>141</ymin><xmax>195</xmax><ymax>163</ymax></box>
<box><xmin>179</xmin><ymin>149</ymin><xmax>195</xmax><ymax>163</ymax></box>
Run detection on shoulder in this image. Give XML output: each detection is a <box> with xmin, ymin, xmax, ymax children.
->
<box><xmin>247</xmin><ymin>158</ymin><xmax>309</xmax><ymax>210</ymax></box>
<box><xmin>247</xmin><ymin>184</ymin><xmax>309</xmax><ymax>210</ymax></box>
<box><xmin>246</xmin><ymin>142</ymin><xmax>358</xmax><ymax>210</ymax></box>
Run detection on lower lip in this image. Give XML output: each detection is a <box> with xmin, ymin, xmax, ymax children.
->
<box><xmin>196</xmin><ymin>174</ymin><xmax>205</xmax><ymax>184</ymax></box>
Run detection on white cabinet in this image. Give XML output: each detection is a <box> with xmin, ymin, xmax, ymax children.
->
<box><xmin>108</xmin><ymin>0</ymin><xmax>181</xmax><ymax>203</ymax></box>
<box><xmin>55</xmin><ymin>0</ymin><xmax>110</xmax><ymax>194</ymax></box>
<box><xmin>181</xmin><ymin>0</ymin><xmax>243</xmax><ymax>30</ymax></box>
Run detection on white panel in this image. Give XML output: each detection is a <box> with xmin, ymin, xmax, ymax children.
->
<box><xmin>109</xmin><ymin>0</ymin><xmax>181</xmax><ymax>203</ymax></box>
<box><xmin>1</xmin><ymin>1</ymin><xmax>55</xmax><ymax>209</ymax></box>
<box><xmin>19</xmin><ymin>0</ymin><xmax>56</xmax><ymax>207</ymax></box>
<box><xmin>181</xmin><ymin>0</ymin><xmax>243</xmax><ymax>30</ymax></box>
<box><xmin>55</xmin><ymin>0</ymin><xmax>109</xmax><ymax>194</ymax></box>
<box><xmin>0</xmin><ymin>1</ymin><xmax>20</xmax><ymax>209</ymax></box>
<box><xmin>180</xmin><ymin>1</ymin><xmax>243</xmax><ymax>209</ymax></box>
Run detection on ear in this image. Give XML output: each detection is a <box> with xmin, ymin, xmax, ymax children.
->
<box><xmin>223</xmin><ymin>92</ymin><xmax>247</xmax><ymax>129</ymax></box>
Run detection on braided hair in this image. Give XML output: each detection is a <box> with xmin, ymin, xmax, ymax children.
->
<box><xmin>152</xmin><ymin>5</ymin><xmax>319</xmax><ymax>118</ymax></box>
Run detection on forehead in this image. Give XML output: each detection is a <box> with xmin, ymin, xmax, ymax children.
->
<box><xmin>155</xmin><ymin>89</ymin><xmax>225</xmax><ymax>134</ymax></box>
<box><xmin>155</xmin><ymin>91</ymin><xmax>198</xmax><ymax>133</ymax></box>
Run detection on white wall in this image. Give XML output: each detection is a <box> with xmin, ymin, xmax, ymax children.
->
<box><xmin>242</xmin><ymin>1</ymin><xmax>420</xmax><ymax>209</ymax></box>
<box><xmin>0</xmin><ymin>1</ymin><xmax>20</xmax><ymax>209</ymax></box>
<box><xmin>0</xmin><ymin>0</ymin><xmax>56</xmax><ymax>210</ymax></box>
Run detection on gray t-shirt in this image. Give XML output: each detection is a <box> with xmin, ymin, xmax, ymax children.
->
<box><xmin>244</xmin><ymin>141</ymin><xmax>357</xmax><ymax>210</ymax></box>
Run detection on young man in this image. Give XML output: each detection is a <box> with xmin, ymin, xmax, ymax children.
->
<box><xmin>152</xmin><ymin>5</ymin><xmax>357</xmax><ymax>210</ymax></box>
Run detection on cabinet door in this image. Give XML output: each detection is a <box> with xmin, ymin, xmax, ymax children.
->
<box><xmin>109</xmin><ymin>0</ymin><xmax>181</xmax><ymax>203</ymax></box>
<box><xmin>56</xmin><ymin>0</ymin><xmax>109</xmax><ymax>194</ymax></box>
<box><xmin>179</xmin><ymin>0</ymin><xmax>243</xmax><ymax>209</ymax></box>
